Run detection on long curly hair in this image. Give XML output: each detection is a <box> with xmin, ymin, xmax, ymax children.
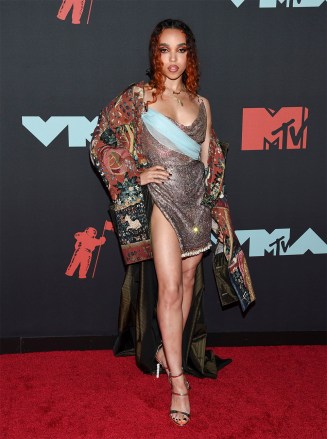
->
<box><xmin>147</xmin><ymin>19</ymin><xmax>200</xmax><ymax>103</ymax></box>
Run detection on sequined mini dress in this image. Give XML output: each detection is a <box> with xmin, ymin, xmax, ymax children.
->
<box><xmin>141</xmin><ymin>101</ymin><xmax>212</xmax><ymax>258</ymax></box>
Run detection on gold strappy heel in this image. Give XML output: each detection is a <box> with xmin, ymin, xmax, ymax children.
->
<box><xmin>155</xmin><ymin>343</ymin><xmax>170</xmax><ymax>378</ymax></box>
<box><xmin>169</xmin><ymin>370</ymin><xmax>191</xmax><ymax>426</ymax></box>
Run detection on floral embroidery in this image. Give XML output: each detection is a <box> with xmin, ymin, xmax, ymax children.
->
<box><xmin>115</xmin><ymin>175</ymin><xmax>143</xmax><ymax>208</ymax></box>
<box><xmin>100</xmin><ymin>126</ymin><xmax>117</xmax><ymax>146</ymax></box>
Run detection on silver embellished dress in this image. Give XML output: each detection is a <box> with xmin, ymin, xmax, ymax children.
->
<box><xmin>141</xmin><ymin>101</ymin><xmax>212</xmax><ymax>257</ymax></box>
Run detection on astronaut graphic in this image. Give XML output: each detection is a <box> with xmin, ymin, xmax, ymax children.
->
<box><xmin>57</xmin><ymin>0</ymin><xmax>94</xmax><ymax>25</ymax></box>
<box><xmin>65</xmin><ymin>227</ymin><xmax>106</xmax><ymax>278</ymax></box>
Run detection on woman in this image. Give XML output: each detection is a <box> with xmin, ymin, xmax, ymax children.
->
<box><xmin>90</xmin><ymin>19</ymin><xmax>255</xmax><ymax>426</ymax></box>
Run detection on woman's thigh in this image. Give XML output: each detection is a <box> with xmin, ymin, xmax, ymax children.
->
<box><xmin>151</xmin><ymin>204</ymin><xmax>182</xmax><ymax>288</ymax></box>
<box><xmin>181</xmin><ymin>252</ymin><xmax>202</xmax><ymax>284</ymax></box>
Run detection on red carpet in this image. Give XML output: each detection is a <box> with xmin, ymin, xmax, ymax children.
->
<box><xmin>0</xmin><ymin>346</ymin><xmax>326</xmax><ymax>439</ymax></box>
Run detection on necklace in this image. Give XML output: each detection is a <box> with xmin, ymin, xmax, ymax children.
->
<box><xmin>165</xmin><ymin>87</ymin><xmax>185</xmax><ymax>106</ymax></box>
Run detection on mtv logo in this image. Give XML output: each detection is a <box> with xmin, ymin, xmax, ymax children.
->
<box><xmin>235</xmin><ymin>228</ymin><xmax>327</xmax><ymax>257</ymax></box>
<box><xmin>241</xmin><ymin>107</ymin><xmax>308</xmax><ymax>151</ymax></box>
<box><xmin>22</xmin><ymin>116</ymin><xmax>97</xmax><ymax>147</ymax></box>
<box><xmin>230</xmin><ymin>0</ymin><xmax>326</xmax><ymax>7</ymax></box>
<box><xmin>259</xmin><ymin>0</ymin><xmax>326</xmax><ymax>7</ymax></box>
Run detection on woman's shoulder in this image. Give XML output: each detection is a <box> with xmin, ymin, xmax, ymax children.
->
<box><xmin>101</xmin><ymin>81</ymin><xmax>146</xmax><ymax>125</ymax></box>
<box><xmin>103</xmin><ymin>80</ymin><xmax>145</xmax><ymax>109</ymax></box>
<box><xmin>143</xmin><ymin>82</ymin><xmax>153</xmax><ymax>90</ymax></box>
<box><xmin>143</xmin><ymin>82</ymin><xmax>156</xmax><ymax>101</ymax></box>
<box><xmin>119</xmin><ymin>80</ymin><xmax>145</xmax><ymax>97</ymax></box>
<box><xmin>196</xmin><ymin>94</ymin><xmax>210</xmax><ymax>107</ymax></box>
<box><xmin>120</xmin><ymin>80</ymin><xmax>157</xmax><ymax>106</ymax></box>
<box><xmin>196</xmin><ymin>94</ymin><xmax>211</xmax><ymax>120</ymax></box>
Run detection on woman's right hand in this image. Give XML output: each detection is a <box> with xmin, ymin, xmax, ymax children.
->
<box><xmin>140</xmin><ymin>166</ymin><xmax>170</xmax><ymax>185</ymax></box>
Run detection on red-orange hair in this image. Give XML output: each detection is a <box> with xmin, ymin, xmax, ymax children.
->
<box><xmin>147</xmin><ymin>19</ymin><xmax>200</xmax><ymax>103</ymax></box>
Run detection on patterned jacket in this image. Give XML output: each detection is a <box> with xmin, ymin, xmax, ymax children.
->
<box><xmin>90</xmin><ymin>81</ymin><xmax>256</xmax><ymax>312</ymax></box>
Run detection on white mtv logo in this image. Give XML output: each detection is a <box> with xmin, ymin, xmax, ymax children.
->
<box><xmin>22</xmin><ymin>116</ymin><xmax>98</xmax><ymax>147</ymax></box>
<box><xmin>230</xmin><ymin>0</ymin><xmax>325</xmax><ymax>7</ymax></box>
<box><xmin>235</xmin><ymin>228</ymin><xmax>327</xmax><ymax>256</ymax></box>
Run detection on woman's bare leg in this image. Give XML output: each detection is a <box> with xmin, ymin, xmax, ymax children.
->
<box><xmin>151</xmin><ymin>204</ymin><xmax>202</xmax><ymax>424</ymax></box>
<box><xmin>155</xmin><ymin>247</ymin><xmax>202</xmax><ymax>370</ymax></box>
<box><xmin>151</xmin><ymin>204</ymin><xmax>189</xmax><ymax>424</ymax></box>
<box><xmin>181</xmin><ymin>253</ymin><xmax>202</xmax><ymax>328</ymax></box>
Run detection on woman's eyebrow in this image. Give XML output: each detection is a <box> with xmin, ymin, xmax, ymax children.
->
<box><xmin>158</xmin><ymin>42</ymin><xmax>187</xmax><ymax>46</ymax></box>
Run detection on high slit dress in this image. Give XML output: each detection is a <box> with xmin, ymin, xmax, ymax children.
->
<box><xmin>113</xmin><ymin>100</ymin><xmax>232</xmax><ymax>378</ymax></box>
<box><xmin>141</xmin><ymin>101</ymin><xmax>212</xmax><ymax>257</ymax></box>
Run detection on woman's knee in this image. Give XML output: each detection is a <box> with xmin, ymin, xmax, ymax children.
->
<box><xmin>158</xmin><ymin>283</ymin><xmax>183</xmax><ymax>308</ymax></box>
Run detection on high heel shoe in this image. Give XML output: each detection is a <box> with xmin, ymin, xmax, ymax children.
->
<box><xmin>169</xmin><ymin>370</ymin><xmax>191</xmax><ymax>426</ymax></box>
<box><xmin>155</xmin><ymin>343</ymin><xmax>170</xmax><ymax>378</ymax></box>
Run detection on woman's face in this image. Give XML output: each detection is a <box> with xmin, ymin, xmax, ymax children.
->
<box><xmin>158</xmin><ymin>28</ymin><xmax>188</xmax><ymax>81</ymax></box>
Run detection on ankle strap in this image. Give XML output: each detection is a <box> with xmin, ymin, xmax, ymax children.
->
<box><xmin>171</xmin><ymin>390</ymin><xmax>188</xmax><ymax>397</ymax></box>
<box><xmin>169</xmin><ymin>371</ymin><xmax>183</xmax><ymax>379</ymax></box>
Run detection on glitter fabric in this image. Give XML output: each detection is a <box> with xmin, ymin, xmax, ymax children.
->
<box><xmin>141</xmin><ymin>101</ymin><xmax>212</xmax><ymax>257</ymax></box>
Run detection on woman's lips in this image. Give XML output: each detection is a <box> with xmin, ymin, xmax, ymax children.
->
<box><xmin>168</xmin><ymin>65</ymin><xmax>179</xmax><ymax>72</ymax></box>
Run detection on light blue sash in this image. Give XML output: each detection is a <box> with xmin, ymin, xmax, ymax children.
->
<box><xmin>141</xmin><ymin>108</ymin><xmax>201</xmax><ymax>160</ymax></box>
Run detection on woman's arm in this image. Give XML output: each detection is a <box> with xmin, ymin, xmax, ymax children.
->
<box><xmin>199</xmin><ymin>97</ymin><xmax>227</xmax><ymax>209</ymax></box>
<box><xmin>200</xmin><ymin>97</ymin><xmax>212</xmax><ymax>168</ymax></box>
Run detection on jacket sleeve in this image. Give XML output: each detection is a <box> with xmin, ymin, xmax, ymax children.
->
<box><xmin>89</xmin><ymin>84</ymin><xmax>144</xmax><ymax>208</ymax></box>
<box><xmin>201</xmin><ymin>128</ymin><xmax>228</xmax><ymax>209</ymax></box>
<box><xmin>89</xmin><ymin>84</ymin><xmax>153</xmax><ymax>265</ymax></box>
<box><xmin>204</xmin><ymin>131</ymin><xmax>256</xmax><ymax>312</ymax></box>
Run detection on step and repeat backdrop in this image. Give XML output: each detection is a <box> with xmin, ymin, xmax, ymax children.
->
<box><xmin>1</xmin><ymin>0</ymin><xmax>326</xmax><ymax>339</ymax></box>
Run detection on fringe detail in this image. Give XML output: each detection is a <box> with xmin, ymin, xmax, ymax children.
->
<box><xmin>181</xmin><ymin>242</ymin><xmax>212</xmax><ymax>258</ymax></box>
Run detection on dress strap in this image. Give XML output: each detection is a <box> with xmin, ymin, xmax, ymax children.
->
<box><xmin>196</xmin><ymin>94</ymin><xmax>204</xmax><ymax>104</ymax></box>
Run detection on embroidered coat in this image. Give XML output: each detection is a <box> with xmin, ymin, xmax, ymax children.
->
<box><xmin>90</xmin><ymin>81</ymin><xmax>255</xmax><ymax>312</ymax></box>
